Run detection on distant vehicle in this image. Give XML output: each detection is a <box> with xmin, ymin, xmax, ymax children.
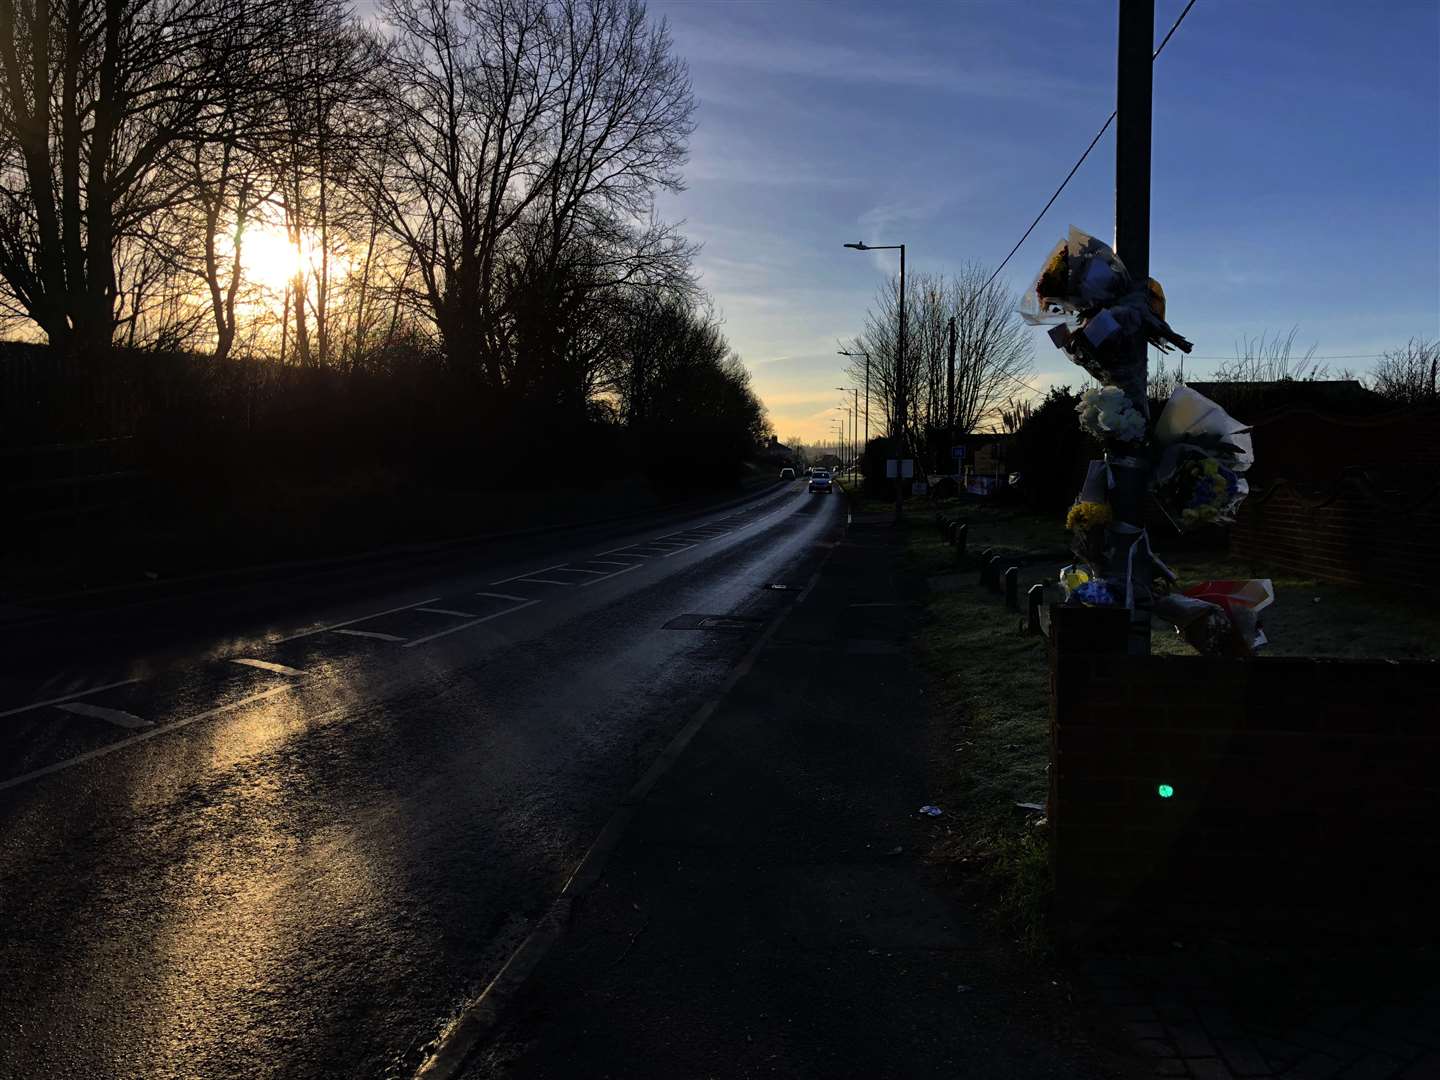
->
<box><xmin>808</xmin><ymin>469</ymin><xmax>832</xmax><ymax>494</ymax></box>
<box><xmin>780</xmin><ymin>467</ymin><xmax>796</xmax><ymax>480</ymax></box>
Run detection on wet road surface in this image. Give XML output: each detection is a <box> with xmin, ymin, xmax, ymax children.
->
<box><xmin>0</xmin><ymin>483</ymin><xmax>842</xmax><ymax>1079</ymax></box>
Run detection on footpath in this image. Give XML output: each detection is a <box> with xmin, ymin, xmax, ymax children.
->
<box><xmin>460</xmin><ymin>512</ymin><xmax>1131</xmax><ymax>1079</ymax></box>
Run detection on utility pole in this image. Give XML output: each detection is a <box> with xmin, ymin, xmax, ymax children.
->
<box><xmin>896</xmin><ymin>244</ymin><xmax>906</xmax><ymax>523</ymax></box>
<box><xmin>1113</xmin><ymin>0</ymin><xmax>1154</xmax><ymax>655</ymax></box>
<box><xmin>945</xmin><ymin>315</ymin><xmax>956</xmax><ymax>471</ymax></box>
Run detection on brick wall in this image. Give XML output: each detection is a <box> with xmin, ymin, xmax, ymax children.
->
<box><xmin>1230</xmin><ymin>475</ymin><xmax>1440</xmax><ymax>589</ymax></box>
<box><xmin>1048</xmin><ymin>607</ymin><xmax>1440</xmax><ymax>942</ymax></box>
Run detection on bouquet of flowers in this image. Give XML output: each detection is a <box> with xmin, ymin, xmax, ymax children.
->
<box><xmin>1021</xmin><ymin>227</ymin><xmax>1193</xmax><ymax>407</ymax></box>
<box><xmin>1076</xmin><ymin>386</ymin><xmax>1146</xmax><ymax>444</ymax></box>
<box><xmin>1152</xmin><ymin>386</ymin><xmax>1254</xmax><ymax>531</ymax></box>
<box><xmin>1059</xmin><ymin>563</ymin><xmax>1118</xmax><ymax>607</ymax></box>
<box><xmin>1163</xmin><ymin>454</ymin><xmax>1245</xmax><ymax>528</ymax></box>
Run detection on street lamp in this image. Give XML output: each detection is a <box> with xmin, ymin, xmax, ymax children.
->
<box><xmin>837</xmin><ymin>347</ymin><xmax>870</xmax><ymax>457</ymax></box>
<box><xmin>836</xmin><ymin>386</ymin><xmax>858</xmax><ymax>485</ymax></box>
<box><xmin>843</xmin><ymin>241</ymin><xmax>906</xmax><ymax>520</ymax></box>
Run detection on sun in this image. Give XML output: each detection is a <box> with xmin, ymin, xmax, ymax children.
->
<box><xmin>238</xmin><ymin>225</ymin><xmax>305</xmax><ymax>293</ymax></box>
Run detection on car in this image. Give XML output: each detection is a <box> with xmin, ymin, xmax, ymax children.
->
<box><xmin>780</xmin><ymin>466</ymin><xmax>796</xmax><ymax>480</ymax></box>
<box><xmin>808</xmin><ymin>469</ymin><xmax>832</xmax><ymax>494</ymax></box>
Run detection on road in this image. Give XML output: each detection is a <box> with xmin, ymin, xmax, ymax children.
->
<box><xmin>0</xmin><ymin>481</ymin><xmax>843</xmax><ymax>1080</ymax></box>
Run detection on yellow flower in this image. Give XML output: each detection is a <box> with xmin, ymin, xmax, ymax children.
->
<box><xmin>1066</xmin><ymin>501</ymin><xmax>1114</xmax><ymax>531</ymax></box>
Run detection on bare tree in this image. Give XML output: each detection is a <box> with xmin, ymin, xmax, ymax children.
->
<box><xmin>1368</xmin><ymin>338</ymin><xmax>1438</xmax><ymax>405</ymax></box>
<box><xmin>0</xmin><ymin>0</ymin><xmax>296</xmax><ymax>351</ymax></box>
<box><xmin>844</xmin><ymin>263</ymin><xmax>1032</xmax><ymax>453</ymax></box>
<box><xmin>368</xmin><ymin>0</ymin><xmax>693</xmax><ymax>392</ymax></box>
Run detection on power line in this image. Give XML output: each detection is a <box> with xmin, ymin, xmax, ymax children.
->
<box><xmin>981</xmin><ymin>0</ymin><xmax>1200</xmax><ymax>295</ymax></box>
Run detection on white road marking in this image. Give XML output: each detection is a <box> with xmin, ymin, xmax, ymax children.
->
<box><xmin>416</xmin><ymin>607</ymin><xmax>479</xmax><ymax>618</ymax></box>
<box><xmin>333</xmin><ymin>629</ymin><xmax>408</xmax><ymax>642</ymax></box>
<box><xmin>579</xmin><ymin>563</ymin><xmax>640</xmax><ymax>587</ymax></box>
<box><xmin>475</xmin><ymin>591</ymin><xmax>530</xmax><ymax>603</ymax></box>
<box><xmin>584</xmin><ymin>560</ymin><xmax>634</xmax><ymax>567</ymax></box>
<box><xmin>0</xmin><ymin>678</ymin><xmax>142</xmax><ymax>720</ymax></box>
<box><xmin>275</xmin><ymin>597</ymin><xmax>442</xmax><ymax>643</ymax></box>
<box><xmin>551</xmin><ymin>567</ymin><xmax>608</xmax><ymax>575</ymax></box>
<box><xmin>0</xmin><ymin>683</ymin><xmax>295</xmax><ymax>794</ymax></box>
<box><xmin>229</xmin><ymin>658</ymin><xmax>307</xmax><ymax>677</ymax></box>
<box><xmin>518</xmin><ymin>577</ymin><xmax>574</xmax><ymax>586</ymax></box>
<box><xmin>402</xmin><ymin>600</ymin><xmax>541</xmax><ymax>648</ymax></box>
<box><xmin>55</xmin><ymin>702</ymin><xmax>153</xmax><ymax>730</ymax></box>
<box><xmin>489</xmin><ymin>564</ymin><xmax>567</xmax><ymax>586</ymax></box>
<box><xmin>658</xmin><ymin>544</ymin><xmax>696</xmax><ymax>557</ymax></box>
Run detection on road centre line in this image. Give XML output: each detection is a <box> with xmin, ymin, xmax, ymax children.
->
<box><xmin>0</xmin><ymin>683</ymin><xmax>296</xmax><ymax>794</ymax></box>
<box><xmin>0</xmin><ymin>678</ymin><xmax>142</xmax><ymax>720</ymax></box>
<box><xmin>475</xmin><ymin>592</ymin><xmax>530</xmax><ymax>603</ymax></box>
<box><xmin>333</xmin><ymin>629</ymin><xmax>408</xmax><ymax>642</ymax></box>
<box><xmin>55</xmin><ymin>702</ymin><xmax>154</xmax><ymax>730</ymax></box>
<box><xmin>230</xmin><ymin>658</ymin><xmax>307</xmax><ymax>677</ymax></box>
<box><xmin>489</xmin><ymin>564</ymin><xmax>567</xmax><ymax>586</ymax></box>
<box><xmin>402</xmin><ymin>600</ymin><xmax>541</xmax><ymax>648</ymax></box>
<box><xmin>276</xmin><ymin>597</ymin><xmax>442</xmax><ymax>643</ymax></box>
<box><xmin>518</xmin><ymin>577</ymin><xmax>575</xmax><ymax>586</ymax></box>
<box><xmin>584</xmin><ymin>559</ymin><xmax>634</xmax><ymax>567</ymax></box>
<box><xmin>416</xmin><ymin>607</ymin><xmax>479</xmax><ymax>618</ymax></box>
<box><xmin>658</xmin><ymin>544</ymin><xmax>696</xmax><ymax>557</ymax></box>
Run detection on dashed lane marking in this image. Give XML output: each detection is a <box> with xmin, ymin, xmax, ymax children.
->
<box><xmin>416</xmin><ymin>607</ymin><xmax>480</xmax><ymax>618</ymax></box>
<box><xmin>275</xmin><ymin>597</ymin><xmax>442</xmax><ymax>643</ymax></box>
<box><xmin>517</xmin><ymin>577</ymin><xmax>575</xmax><ymax>586</ymax></box>
<box><xmin>55</xmin><ymin>702</ymin><xmax>154</xmax><ymax>730</ymax></box>
<box><xmin>333</xmin><ymin>629</ymin><xmax>408</xmax><ymax>642</ymax></box>
<box><xmin>0</xmin><ymin>678</ymin><xmax>142</xmax><ymax>720</ymax></box>
<box><xmin>550</xmin><ymin>567</ymin><xmax>608</xmax><ymax>575</ymax></box>
<box><xmin>230</xmin><ymin>658</ymin><xmax>307</xmax><ymax>677</ymax></box>
<box><xmin>402</xmin><ymin>600</ymin><xmax>541</xmax><ymax>648</ymax></box>
<box><xmin>0</xmin><ymin>684</ymin><xmax>295</xmax><ymax>794</ymax></box>
<box><xmin>475</xmin><ymin>592</ymin><xmax>530</xmax><ymax>603</ymax></box>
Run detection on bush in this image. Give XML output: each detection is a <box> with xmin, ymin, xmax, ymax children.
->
<box><xmin>1010</xmin><ymin>386</ymin><xmax>1093</xmax><ymax>513</ymax></box>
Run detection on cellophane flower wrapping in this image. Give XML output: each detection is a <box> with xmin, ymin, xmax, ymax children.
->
<box><xmin>1021</xmin><ymin>227</ymin><xmax>1191</xmax><ymax>403</ymax></box>
<box><xmin>1152</xmin><ymin>386</ymin><xmax>1256</xmax><ymax>531</ymax></box>
<box><xmin>1182</xmin><ymin>579</ymin><xmax>1274</xmax><ymax>654</ymax></box>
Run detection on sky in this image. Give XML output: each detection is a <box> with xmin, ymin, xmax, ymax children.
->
<box><xmin>646</xmin><ymin>0</ymin><xmax>1440</xmax><ymax>445</ymax></box>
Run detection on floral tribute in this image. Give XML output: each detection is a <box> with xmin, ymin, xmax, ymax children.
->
<box><xmin>1021</xmin><ymin>227</ymin><xmax>1275</xmax><ymax>653</ymax></box>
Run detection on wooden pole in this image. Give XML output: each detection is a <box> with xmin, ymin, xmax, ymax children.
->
<box><xmin>1114</xmin><ymin>0</ymin><xmax>1154</xmax><ymax>655</ymax></box>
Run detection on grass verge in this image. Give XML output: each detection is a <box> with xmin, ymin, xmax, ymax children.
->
<box><xmin>849</xmin><ymin>486</ymin><xmax>1440</xmax><ymax>956</ymax></box>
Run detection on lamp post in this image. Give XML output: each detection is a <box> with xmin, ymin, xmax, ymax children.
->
<box><xmin>844</xmin><ymin>241</ymin><xmax>905</xmax><ymax>521</ymax></box>
<box><xmin>837</xmin><ymin>347</ymin><xmax>870</xmax><ymax>462</ymax></box>
<box><xmin>836</xmin><ymin>386</ymin><xmax>858</xmax><ymax>485</ymax></box>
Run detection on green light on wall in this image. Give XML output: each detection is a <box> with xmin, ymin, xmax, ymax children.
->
<box><xmin>1157</xmin><ymin>783</ymin><xmax>1175</xmax><ymax>799</ymax></box>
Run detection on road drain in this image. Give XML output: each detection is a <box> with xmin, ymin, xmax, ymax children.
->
<box><xmin>663</xmin><ymin>613</ymin><xmax>764</xmax><ymax>631</ymax></box>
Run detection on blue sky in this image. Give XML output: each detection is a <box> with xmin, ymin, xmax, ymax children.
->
<box><xmin>648</xmin><ymin>0</ymin><xmax>1440</xmax><ymax>442</ymax></box>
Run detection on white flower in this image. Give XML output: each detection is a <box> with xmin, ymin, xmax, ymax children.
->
<box><xmin>1077</xmin><ymin>385</ymin><xmax>1146</xmax><ymax>443</ymax></box>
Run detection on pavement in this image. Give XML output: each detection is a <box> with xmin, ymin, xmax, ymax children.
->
<box><xmin>461</xmin><ymin>512</ymin><xmax>1125</xmax><ymax>1080</ymax></box>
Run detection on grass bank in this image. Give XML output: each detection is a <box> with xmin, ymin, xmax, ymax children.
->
<box><xmin>849</xmin><ymin>486</ymin><xmax>1440</xmax><ymax>954</ymax></box>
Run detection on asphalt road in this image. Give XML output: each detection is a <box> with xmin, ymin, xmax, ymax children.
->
<box><xmin>0</xmin><ymin>481</ymin><xmax>843</xmax><ymax>1080</ymax></box>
